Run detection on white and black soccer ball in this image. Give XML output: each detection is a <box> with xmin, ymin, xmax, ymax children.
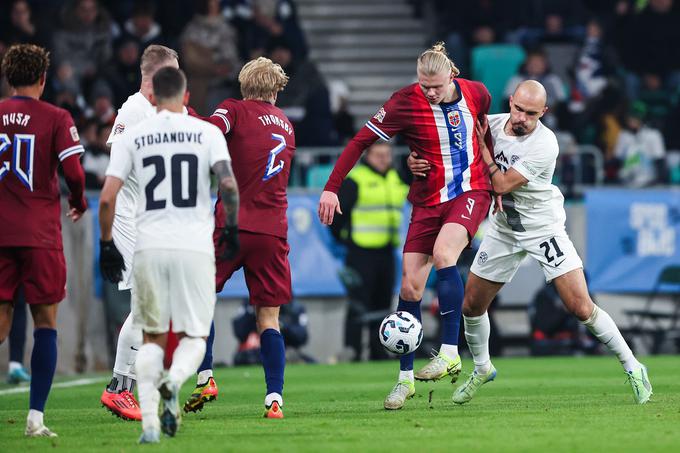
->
<box><xmin>379</xmin><ymin>311</ymin><xmax>423</xmax><ymax>355</ymax></box>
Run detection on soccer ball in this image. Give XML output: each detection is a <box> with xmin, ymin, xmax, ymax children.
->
<box><xmin>379</xmin><ymin>311</ymin><xmax>423</xmax><ymax>355</ymax></box>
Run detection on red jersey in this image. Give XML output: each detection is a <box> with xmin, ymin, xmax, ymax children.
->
<box><xmin>325</xmin><ymin>80</ymin><xmax>493</xmax><ymax>207</ymax></box>
<box><xmin>0</xmin><ymin>96</ymin><xmax>86</xmax><ymax>249</ymax></box>
<box><xmin>208</xmin><ymin>99</ymin><xmax>295</xmax><ymax>239</ymax></box>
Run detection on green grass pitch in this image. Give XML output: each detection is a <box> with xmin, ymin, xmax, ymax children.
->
<box><xmin>1</xmin><ymin>355</ymin><xmax>678</xmax><ymax>452</ymax></box>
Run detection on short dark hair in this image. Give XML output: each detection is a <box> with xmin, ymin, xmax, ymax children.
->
<box><xmin>1</xmin><ymin>44</ymin><xmax>49</xmax><ymax>88</ymax></box>
<box><xmin>152</xmin><ymin>66</ymin><xmax>186</xmax><ymax>101</ymax></box>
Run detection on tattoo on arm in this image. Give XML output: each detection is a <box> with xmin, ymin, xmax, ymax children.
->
<box><xmin>212</xmin><ymin>160</ymin><xmax>239</xmax><ymax>227</ymax></box>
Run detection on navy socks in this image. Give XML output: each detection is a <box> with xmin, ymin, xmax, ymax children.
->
<box><xmin>29</xmin><ymin>328</ymin><xmax>57</xmax><ymax>412</ymax></box>
<box><xmin>260</xmin><ymin>328</ymin><xmax>285</xmax><ymax>396</ymax></box>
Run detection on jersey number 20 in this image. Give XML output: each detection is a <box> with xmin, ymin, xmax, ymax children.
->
<box><xmin>0</xmin><ymin>133</ymin><xmax>35</xmax><ymax>191</ymax></box>
<box><xmin>143</xmin><ymin>154</ymin><xmax>197</xmax><ymax>210</ymax></box>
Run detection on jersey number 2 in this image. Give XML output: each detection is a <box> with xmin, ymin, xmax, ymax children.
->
<box><xmin>143</xmin><ymin>154</ymin><xmax>198</xmax><ymax>210</ymax></box>
<box><xmin>0</xmin><ymin>133</ymin><xmax>35</xmax><ymax>191</ymax></box>
<box><xmin>263</xmin><ymin>133</ymin><xmax>286</xmax><ymax>181</ymax></box>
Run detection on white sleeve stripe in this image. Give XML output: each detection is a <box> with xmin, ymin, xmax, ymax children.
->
<box><xmin>214</xmin><ymin>108</ymin><xmax>228</xmax><ymax>115</ymax></box>
<box><xmin>211</xmin><ymin>113</ymin><xmax>231</xmax><ymax>133</ymax></box>
<box><xmin>366</xmin><ymin>121</ymin><xmax>390</xmax><ymax>140</ymax></box>
<box><xmin>58</xmin><ymin>145</ymin><xmax>85</xmax><ymax>161</ymax></box>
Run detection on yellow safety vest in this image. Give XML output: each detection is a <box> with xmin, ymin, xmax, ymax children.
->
<box><xmin>346</xmin><ymin>165</ymin><xmax>408</xmax><ymax>248</ymax></box>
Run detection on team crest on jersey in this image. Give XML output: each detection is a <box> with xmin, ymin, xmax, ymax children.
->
<box><xmin>373</xmin><ymin>107</ymin><xmax>386</xmax><ymax>123</ymax></box>
<box><xmin>511</xmin><ymin>155</ymin><xmax>520</xmax><ymax>165</ymax></box>
<box><xmin>478</xmin><ymin>251</ymin><xmax>488</xmax><ymax>265</ymax></box>
<box><xmin>113</xmin><ymin>123</ymin><xmax>125</xmax><ymax>136</ymax></box>
<box><xmin>447</xmin><ymin>110</ymin><xmax>461</xmax><ymax>128</ymax></box>
<box><xmin>69</xmin><ymin>126</ymin><xmax>79</xmax><ymax>141</ymax></box>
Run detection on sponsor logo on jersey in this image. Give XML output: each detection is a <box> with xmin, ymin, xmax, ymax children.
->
<box><xmin>113</xmin><ymin>123</ymin><xmax>125</xmax><ymax>136</ymax></box>
<box><xmin>69</xmin><ymin>126</ymin><xmax>79</xmax><ymax>141</ymax></box>
<box><xmin>373</xmin><ymin>107</ymin><xmax>386</xmax><ymax>123</ymax></box>
<box><xmin>447</xmin><ymin>110</ymin><xmax>461</xmax><ymax>128</ymax></box>
<box><xmin>478</xmin><ymin>251</ymin><xmax>488</xmax><ymax>264</ymax></box>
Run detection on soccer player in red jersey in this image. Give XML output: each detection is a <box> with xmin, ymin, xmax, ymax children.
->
<box><xmin>0</xmin><ymin>44</ymin><xmax>88</xmax><ymax>437</ymax></box>
<box><xmin>318</xmin><ymin>43</ymin><xmax>493</xmax><ymax>410</ymax></box>
<box><xmin>183</xmin><ymin>57</ymin><xmax>293</xmax><ymax>419</ymax></box>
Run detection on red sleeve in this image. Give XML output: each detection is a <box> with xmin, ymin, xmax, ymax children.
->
<box><xmin>473</xmin><ymin>81</ymin><xmax>491</xmax><ymax>115</ymax></box>
<box><xmin>54</xmin><ymin>109</ymin><xmax>84</xmax><ymax>162</ymax></box>
<box><xmin>324</xmin><ymin>92</ymin><xmax>406</xmax><ymax>193</ymax></box>
<box><xmin>61</xmin><ymin>154</ymin><xmax>87</xmax><ymax>212</ymax></box>
<box><xmin>209</xmin><ymin>99</ymin><xmax>238</xmax><ymax>135</ymax></box>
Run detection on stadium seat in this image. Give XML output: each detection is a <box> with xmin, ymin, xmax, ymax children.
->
<box><xmin>306</xmin><ymin>163</ymin><xmax>335</xmax><ymax>188</ymax></box>
<box><xmin>470</xmin><ymin>44</ymin><xmax>526</xmax><ymax>114</ymax></box>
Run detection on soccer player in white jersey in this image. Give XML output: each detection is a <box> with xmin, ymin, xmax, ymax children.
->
<box><xmin>98</xmin><ymin>67</ymin><xmax>239</xmax><ymax>443</ymax></box>
<box><xmin>410</xmin><ymin>80</ymin><xmax>653</xmax><ymax>405</ymax></box>
<box><xmin>100</xmin><ymin>45</ymin><xmax>219</xmax><ymax>420</ymax></box>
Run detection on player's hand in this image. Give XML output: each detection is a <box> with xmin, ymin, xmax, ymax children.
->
<box><xmin>475</xmin><ymin>114</ymin><xmax>489</xmax><ymax>143</ymax></box>
<box><xmin>68</xmin><ymin>196</ymin><xmax>88</xmax><ymax>222</ymax></box>
<box><xmin>218</xmin><ymin>225</ymin><xmax>240</xmax><ymax>260</ymax></box>
<box><xmin>99</xmin><ymin>240</ymin><xmax>125</xmax><ymax>283</ymax></box>
<box><xmin>318</xmin><ymin>191</ymin><xmax>342</xmax><ymax>225</ymax></box>
<box><xmin>67</xmin><ymin>208</ymin><xmax>84</xmax><ymax>222</ymax></box>
<box><xmin>407</xmin><ymin>152</ymin><xmax>430</xmax><ymax>178</ymax></box>
<box><xmin>492</xmin><ymin>194</ymin><xmax>504</xmax><ymax>215</ymax></box>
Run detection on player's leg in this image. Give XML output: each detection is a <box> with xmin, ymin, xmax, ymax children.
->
<box><xmin>384</xmin><ymin>251</ymin><xmax>431</xmax><ymax>410</ymax></box>
<box><xmin>8</xmin><ymin>291</ymin><xmax>31</xmax><ymax>384</ymax></box>
<box><xmin>416</xmin><ymin>191</ymin><xmax>491</xmax><ymax>382</ymax></box>
<box><xmin>256</xmin><ymin>306</ymin><xmax>286</xmax><ymax>418</ymax></box>
<box><xmin>101</xmin><ymin>310</ymin><xmax>143</xmax><ymax>421</ymax></box>
<box><xmin>553</xmin><ymin>268</ymin><xmax>652</xmax><ymax>403</ymax></box>
<box><xmin>0</xmin><ymin>248</ymin><xmax>20</xmax><ymax>344</ymax></box>
<box><xmin>195</xmin><ymin>321</ymin><xmax>216</xmax><ymax>382</ymax></box>
<box><xmin>135</xmin><ymin>332</ymin><xmax>166</xmax><ymax>443</ymax></box>
<box><xmin>0</xmin><ymin>301</ymin><xmax>13</xmax><ymax>345</ymax></box>
<box><xmin>102</xmin><ymin>219</ymin><xmax>142</xmax><ymax>420</ymax></box>
<box><xmin>26</xmin><ymin>302</ymin><xmax>58</xmax><ymax>437</ymax></box>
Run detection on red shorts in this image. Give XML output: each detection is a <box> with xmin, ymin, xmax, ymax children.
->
<box><xmin>214</xmin><ymin>230</ymin><xmax>292</xmax><ymax>307</ymax></box>
<box><xmin>404</xmin><ymin>190</ymin><xmax>491</xmax><ymax>255</ymax></box>
<box><xmin>0</xmin><ymin>247</ymin><xmax>66</xmax><ymax>304</ymax></box>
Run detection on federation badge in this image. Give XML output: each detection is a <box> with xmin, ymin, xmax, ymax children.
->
<box><xmin>373</xmin><ymin>107</ymin><xmax>386</xmax><ymax>123</ymax></box>
<box><xmin>477</xmin><ymin>251</ymin><xmax>488</xmax><ymax>265</ymax></box>
<box><xmin>113</xmin><ymin>123</ymin><xmax>126</xmax><ymax>136</ymax></box>
<box><xmin>447</xmin><ymin>110</ymin><xmax>461</xmax><ymax>128</ymax></box>
<box><xmin>511</xmin><ymin>155</ymin><xmax>520</xmax><ymax>165</ymax></box>
<box><xmin>69</xmin><ymin>126</ymin><xmax>80</xmax><ymax>141</ymax></box>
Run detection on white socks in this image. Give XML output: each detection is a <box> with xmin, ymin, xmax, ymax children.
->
<box><xmin>168</xmin><ymin>337</ymin><xmax>206</xmax><ymax>389</ymax></box>
<box><xmin>9</xmin><ymin>361</ymin><xmax>22</xmax><ymax>373</ymax></box>
<box><xmin>399</xmin><ymin>370</ymin><xmax>414</xmax><ymax>382</ymax></box>
<box><xmin>464</xmin><ymin>313</ymin><xmax>492</xmax><ymax>374</ymax></box>
<box><xmin>113</xmin><ymin>313</ymin><xmax>143</xmax><ymax>381</ymax></box>
<box><xmin>27</xmin><ymin>409</ymin><xmax>43</xmax><ymax>427</ymax></box>
<box><xmin>439</xmin><ymin>344</ymin><xmax>459</xmax><ymax>360</ymax></box>
<box><xmin>582</xmin><ymin>305</ymin><xmax>640</xmax><ymax>372</ymax></box>
<box><xmin>135</xmin><ymin>343</ymin><xmax>164</xmax><ymax>432</ymax></box>
<box><xmin>197</xmin><ymin>369</ymin><xmax>213</xmax><ymax>385</ymax></box>
<box><xmin>265</xmin><ymin>392</ymin><xmax>283</xmax><ymax>407</ymax></box>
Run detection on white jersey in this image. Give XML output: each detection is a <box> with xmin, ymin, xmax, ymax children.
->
<box><xmin>107</xmin><ymin>92</ymin><xmax>157</xmax><ymax>219</ymax></box>
<box><xmin>487</xmin><ymin>113</ymin><xmax>565</xmax><ymax>233</ymax></box>
<box><xmin>106</xmin><ymin>110</ymin><xmax>230</xmax><ymax>255</ymax></box>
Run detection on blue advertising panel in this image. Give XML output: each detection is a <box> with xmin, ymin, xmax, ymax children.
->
<box><xmin>586</xmin><ymin>188</ymin><xmax>680</xmax><ymax>293</ymax></box>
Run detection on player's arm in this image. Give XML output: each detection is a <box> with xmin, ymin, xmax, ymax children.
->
<box><xmin>320</xmin><ymin>96</ymin><xmax>402</xmax><ymax>225</ymax></box>
<box><xmin>61</xmin><ymin>155</ymin><xmax>88</xmax><ymax>221</ymax></box>
<box><xmin>212</xmin><ymin>159</ymin><xmax>240</xmax><ymax>259</ymax></box>
<box><xmin>476</xmin><ymin>116</ymin><xmax>528</xmax><ymax>195</ymax></box>
<box><xmin>98</xmin><ymin>176</ymin><xmax>124</xmax><ymax>241</ymax></box>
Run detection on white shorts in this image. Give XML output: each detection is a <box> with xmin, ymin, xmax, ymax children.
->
<box><xmin>131</xmin><ymin>249</ymin><xmax>216</xmax><ymax>337</ymax></box>
<box><xmin>471</xmin><ymin>226</ymin><xmax>583</xmax><ymax>283</ymax></box>
<box><xmin>112</xmin><ymin>214</ymin><xmax>136</xmax><ymax>291</ymax></box>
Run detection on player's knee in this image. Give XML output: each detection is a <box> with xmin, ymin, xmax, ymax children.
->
<box><xmin>462</xmin><ymin>294</ymin><xmax>485</xmax><ymax>317</ymax></box>
<box><xmin>564</xmin><ymin>296</ymin><xmax>593</xmax><ymax>321</ymax></box>
<box><xmin>400</xmin><ymin>279</ymin><xmax>424</xmax><ymax>301</ymax></box>
<box><xmin>432</xmin><ymin>250</ymin><xmax>458</xmax><ymax>270</ymax></box>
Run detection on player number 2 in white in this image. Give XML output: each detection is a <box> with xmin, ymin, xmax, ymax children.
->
<box><xmin>0</xmin><ymin>133</ymin><xmax>35</xmax><ymax>191</ymax></box>
<box><xmin>263</xmin><ymin>133</ymin><xmax>286</xmax><ymax>181</ymax></box>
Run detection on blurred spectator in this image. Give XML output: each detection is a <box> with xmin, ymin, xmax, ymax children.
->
<box><xmin>614</xmin><ymin>102</ymin><xmax>667</xmax><ymax>187</ymax></box>
<box><xmin>615</xmin><ymin>0</ymin><xmax>680</xmax><ymax>95</ymax></box>
<box><xmin>226</xmin><ymin>0</ymin><xmax>308</xmax><ymax>61</ymax></box>
<box><xmin>268</xmin><ymin>37</ymin><xmax>336</xmax><ymax>146</ymax></box>
<box><xmin>1</xmin><ymin>0</ymin><xmax>48</xmax><ymax>47</ymax></box>
<box><xmin>81</xmin><ymin>120</ymin><xmax>110</xmax><ymax>189</ymax></box>
<box><xmin>636</xmin><ymin>72</ymin><xmax>676</xmax><ymax>131</ymax></box>
<box><xmin>180</xmin><ymin>0</ymin><xmax>241</xmax><ymax>114</ymax></box>
<box><xmin>86</xmin><ymin>80</ymin><xmax>116</xmax><ymax>126</ymax></box>
<box><xmin>105</xmin><ymin>37</ymin><xmax>142</xmax><ymax>107</ymax></box>
<box><xmin>504</xmin><ymin>48</ymin><xmax>567</xmax><ymax>129</ymax></box>
<box><xmin>330</xmin><ymin>142</ymin><xmax>408</xmax><ymax>361</ymax></box>
<box><xmin>328</xmin><ymin>79</ymin><xmax>355</xmax><ymax>144</ymax></box>
<box><xmin>120</xmin><ymin>0</ymin><xmax>164</xmax><ymax>47</ymax></box>
<box><xmin>52</xmin><ymin>0</ymin><xmax>115</xmax><ymax>86</ymax></box>
<box><xmin>570</xmin><ymin>19</ymin><xmax>617</xmax><ymax>109</ymax></box>
<box><xmin>510</xmin><ymin>0</ymin><xmax>587</xmax><ymax>46</ymax></box>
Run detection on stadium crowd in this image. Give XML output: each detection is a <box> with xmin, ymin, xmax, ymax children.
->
<box><xmin>2</xmin><ymin>0</ymin><xmax>679</xmax><ymax>190</ymax></box>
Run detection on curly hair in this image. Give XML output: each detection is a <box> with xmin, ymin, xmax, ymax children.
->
<box><xmin>1</xmin><ymin>44</ymin><xmax>50</xmax><ymax>88</ymax></box>
<box><xmin>238</xmin><ymin>57</ymin><xmax>288</xmax><ymax>101</ymax></box>
<box><xmin>417</xmin><ymin>41</ymin><xmax>460</xmax><ymax>78</ymax></box>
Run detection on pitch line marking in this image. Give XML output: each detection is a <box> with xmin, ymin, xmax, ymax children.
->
<box><xmin>0</xmin><ymin>377</ymin><xmax>107</xmax><ymax>396</ymax></box>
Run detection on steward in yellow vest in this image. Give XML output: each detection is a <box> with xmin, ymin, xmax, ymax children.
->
<box><xmin>329</xmin><ymin>142</ymin><xmax>408</xmax><ymax>361</ymax></box>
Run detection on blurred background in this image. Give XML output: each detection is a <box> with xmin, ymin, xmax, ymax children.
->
<box><xmin>0</xmin><ymin>0</ymin><xmax>678</xmax><ymax>376</ymax></box>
